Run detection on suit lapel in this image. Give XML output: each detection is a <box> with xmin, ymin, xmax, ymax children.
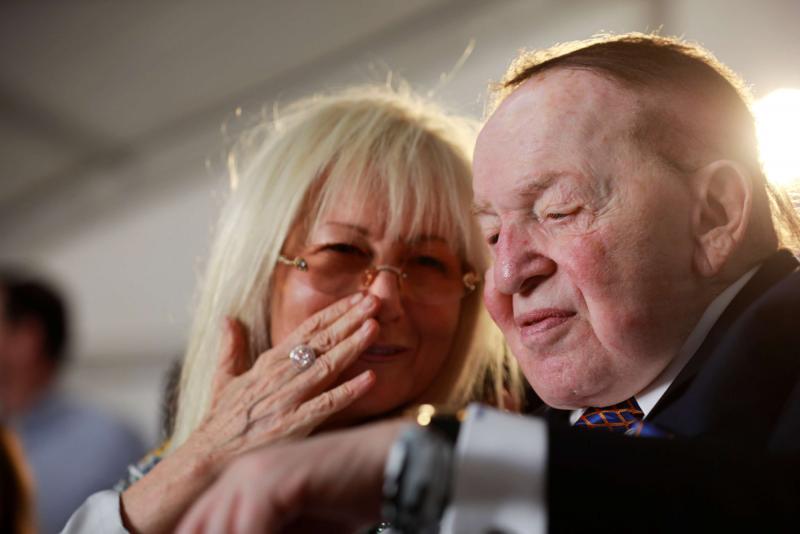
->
<box><xmin>535</xmin><ymin>404</ymin><xmax>572</xmax><ymax>426</ymax></box>
<box><xmin>648</xmin><ymin>249</ymin><xmax>799</xmax><ymax>420</ymax></box>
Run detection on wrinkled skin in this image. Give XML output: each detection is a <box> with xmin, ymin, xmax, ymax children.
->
<box><xmin>122</xmin><ymin>188</ymin><xmax>464</xmax><ymax>533</ymax></box>
<box><xmin>473</xmin><ymin>70</ymin><xmax>710</xmax><ymax>409</ymax></box>
<box><xmin>270</xmin><ymin>190</ymin><xmax>462</xmax><ymax>424</ymax></box>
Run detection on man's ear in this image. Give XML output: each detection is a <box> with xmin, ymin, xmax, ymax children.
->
<box><xmin>691</xmin><ymin>160</ymin><xmax>752</xmax><ymax>277</ymax></box>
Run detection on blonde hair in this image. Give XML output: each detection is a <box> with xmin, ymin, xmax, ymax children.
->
<box><xmin>170</xmin><ymin>84</ymin><xmax>520</xmax><ymax>450</ymax></box>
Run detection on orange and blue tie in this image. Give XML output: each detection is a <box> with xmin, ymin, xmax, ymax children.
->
<box><xmin>574</xmin><ymin>398</ymin><xmax>644</xmax><ymax>433</ymax></box>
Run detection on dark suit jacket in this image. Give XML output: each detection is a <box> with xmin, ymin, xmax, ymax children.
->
<box><xmin>545</xmin><ymin>249</ymin><xmax>800</xmax><ymax>533</ymax></box>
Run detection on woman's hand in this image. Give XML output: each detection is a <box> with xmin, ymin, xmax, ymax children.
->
<box><xmin>176</xmin><ymin>420</ymin><xmax>404</xmax><ymax>534</ymax></box>
<box><xmin>121</xmin><ymin>292</ymin><xmax>380</xmax><ymax>533</ymax></box>
<box><xmin>192</xmin><ymin>291</ymin><xmax>381</xmax><ymax>459</ymax></box>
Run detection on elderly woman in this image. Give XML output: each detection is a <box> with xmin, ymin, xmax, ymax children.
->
<box><xmin>63</xmin><ymin>85</ymin><xmax>519</xmax><ymax>533</ymax></box>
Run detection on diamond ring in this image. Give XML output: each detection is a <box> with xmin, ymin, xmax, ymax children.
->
<box><xmin>289</xmin><ymin>344</ymin><xmax>316</xmax><ymax>371</ymax></box>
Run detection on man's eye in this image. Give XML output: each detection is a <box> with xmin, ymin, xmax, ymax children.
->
<box><xmin>545</xmin><ymin>207</ymin><xmax>580</xmax><ymax>221</ymax></box>
<box><xmin>486</xmin><ymin>233</ymin><xmax>499</xmax><ymax>246</ymax></box>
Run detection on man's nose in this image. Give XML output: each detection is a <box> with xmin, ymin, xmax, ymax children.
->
<box><xmin>492</xmin><ymin>224</ymin><xmax>556</xmax><ymax>295</ymax></box>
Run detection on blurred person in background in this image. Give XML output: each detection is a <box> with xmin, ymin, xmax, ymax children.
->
<box><xmin>63</xmin><ymin>84</ymin><xmax>522</xmax><ymax>533</ymax></box>
<box><xmin>0</xmin><ymin>425</ymin><xmax>35</xmax><ymax>534</ymax></box>
<box><xmin>0</xmin><ymin>271</ymin><xmax>145</xmax><ymax>533</ymax></box>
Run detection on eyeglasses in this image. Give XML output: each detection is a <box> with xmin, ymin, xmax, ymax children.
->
<box><xmin>277</xmin><ymin>251</ymin><xmax>480</xmax><ymax>305</ymax></box>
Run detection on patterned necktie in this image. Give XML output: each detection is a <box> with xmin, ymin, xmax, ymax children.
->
<box><xmin>574</xmin><ymin>397</ymin><xmax>643</xmax><ymax>433</ymax></box>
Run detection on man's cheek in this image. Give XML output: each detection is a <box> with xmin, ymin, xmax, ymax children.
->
<box><xmin>483</xmin><ymin>275</ymin><xmax>514</xmax><ymax>330</ymax></box>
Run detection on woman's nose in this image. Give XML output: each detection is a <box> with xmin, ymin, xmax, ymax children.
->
<box><xmin>364</xmin><ymin>268</ymin><xmax>405</xmax><ymax>321</ymax></box>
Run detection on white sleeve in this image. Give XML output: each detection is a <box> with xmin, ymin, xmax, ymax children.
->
<box><xmin>440</xmin><ymin>404</ymin><xmax>547</xmax><ymax>534</ymax></box>
<box><xmin>60</xmin><ymin>490</ymin><xmax>129</xmax><ymax>534</ymax></box>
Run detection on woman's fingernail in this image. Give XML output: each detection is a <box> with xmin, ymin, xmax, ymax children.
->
<box><xmin>360</xmin><ymin>295</ymin><xmax>377</xmax><ymax>311</ymax></box>
<box><xmin>356</xmin><ymin>370</ymin><xmax>374</xmax><ymax>387</ymax></box>
<box><xmin>360</xmin><ymin>319</ymin><xmax>376</xmax><ymax>334</ymax></box>
<box><xmin>350</xmin><ymin>293</ymin><xmax>365</xmax><ymax>305</ymax></box>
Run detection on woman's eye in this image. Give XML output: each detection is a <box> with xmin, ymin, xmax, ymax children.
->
<box><xmin>411</xmin><ymin>255</ymin><xmax>448</xmax><ymax>273</ymax></box>
<box><xmin>324</xmin><ymin>243</ymin><xmax>367</xmax><ymax>256</ymax></box>
<box><xmin>486</xmin><ymin>233</ymin><xmax>499</xmax><ymax>246</ymax></box>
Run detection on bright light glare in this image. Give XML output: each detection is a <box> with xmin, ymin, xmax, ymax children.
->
<box><xmin>753</xmin><ymin>88</ymin><xmax>800</xmax><ymax>187</ymax></box>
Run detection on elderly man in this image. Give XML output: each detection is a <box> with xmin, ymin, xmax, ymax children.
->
<box><xmin>177</xmin><ymin>34</ymin><xmax>800</xmax><ymax>533</ymax></box>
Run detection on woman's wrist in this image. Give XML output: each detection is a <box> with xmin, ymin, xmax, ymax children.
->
<box><xmin>120</xmin><ymin>444</ymin><xmax>217</xmax><ymax>534</ymax></box>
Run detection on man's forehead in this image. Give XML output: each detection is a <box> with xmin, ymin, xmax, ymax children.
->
<box><xmin>479</xmin><ymin>70</ymin><xmax>645</xmax><ymax>149</ymax></box>
<box><xmin>472</xmin><ymin>170</ymin><xmax>569</xmax><ymax>214</ymax></box>
<box><xmin>490</xmin><ymin>69</ymin><xmax>638</xmax><ymax>136</ymax></box>
<box><xmin>473</xmin><ymin>69</ymin><xmax>644</xmax><ymax>210</ymax></box>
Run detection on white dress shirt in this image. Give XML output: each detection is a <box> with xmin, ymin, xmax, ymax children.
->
<box><xmin>60</xmin><ymin>490</ymin><xmax>128</xmax><ymax>534</ymax></box>
<box><xmin>443</xmin><ymin>266</ymin><xmax>758</xmax><ymax>534</ymax></box>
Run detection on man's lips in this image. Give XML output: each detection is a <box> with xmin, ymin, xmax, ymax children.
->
<box><xmin>359</xmin><ymin>344</ymin><xmax>410</xmax><ymax>362</ymax></box>
<box><xmin>515</xmin><ymin>308</ymin><xmax>577</xmax><ymax>335</ymax></box>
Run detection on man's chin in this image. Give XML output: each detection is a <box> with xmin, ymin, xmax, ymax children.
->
<box><xmin>534</xmin><ymin>387</ymin><xmax>586</xmax><ymax>410</ymax></box>
<box><xmin>523</xmin><ymin>362</ymin><xmax>604</xmax><ymax>409</ymax></box>
<box><xmin>523</xmin><ymin>373</ymin><xmax>583</xmax><ymax>410</ymax></box>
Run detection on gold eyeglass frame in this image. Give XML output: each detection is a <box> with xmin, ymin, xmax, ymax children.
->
<box><xmin>277</xmin><ymin>254</ymin><xmax>480</xmax><ymax>294</ymax></box>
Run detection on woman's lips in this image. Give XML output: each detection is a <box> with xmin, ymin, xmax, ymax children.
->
<box><xmin>359</xmin><ymin>344</ymin><xmax>410</xmax><ymax>363</ymax></box>
<box><xmin>516</xmin><ymin>309</ymin><xmax>576</xmax><ymax>336</ymax></box>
